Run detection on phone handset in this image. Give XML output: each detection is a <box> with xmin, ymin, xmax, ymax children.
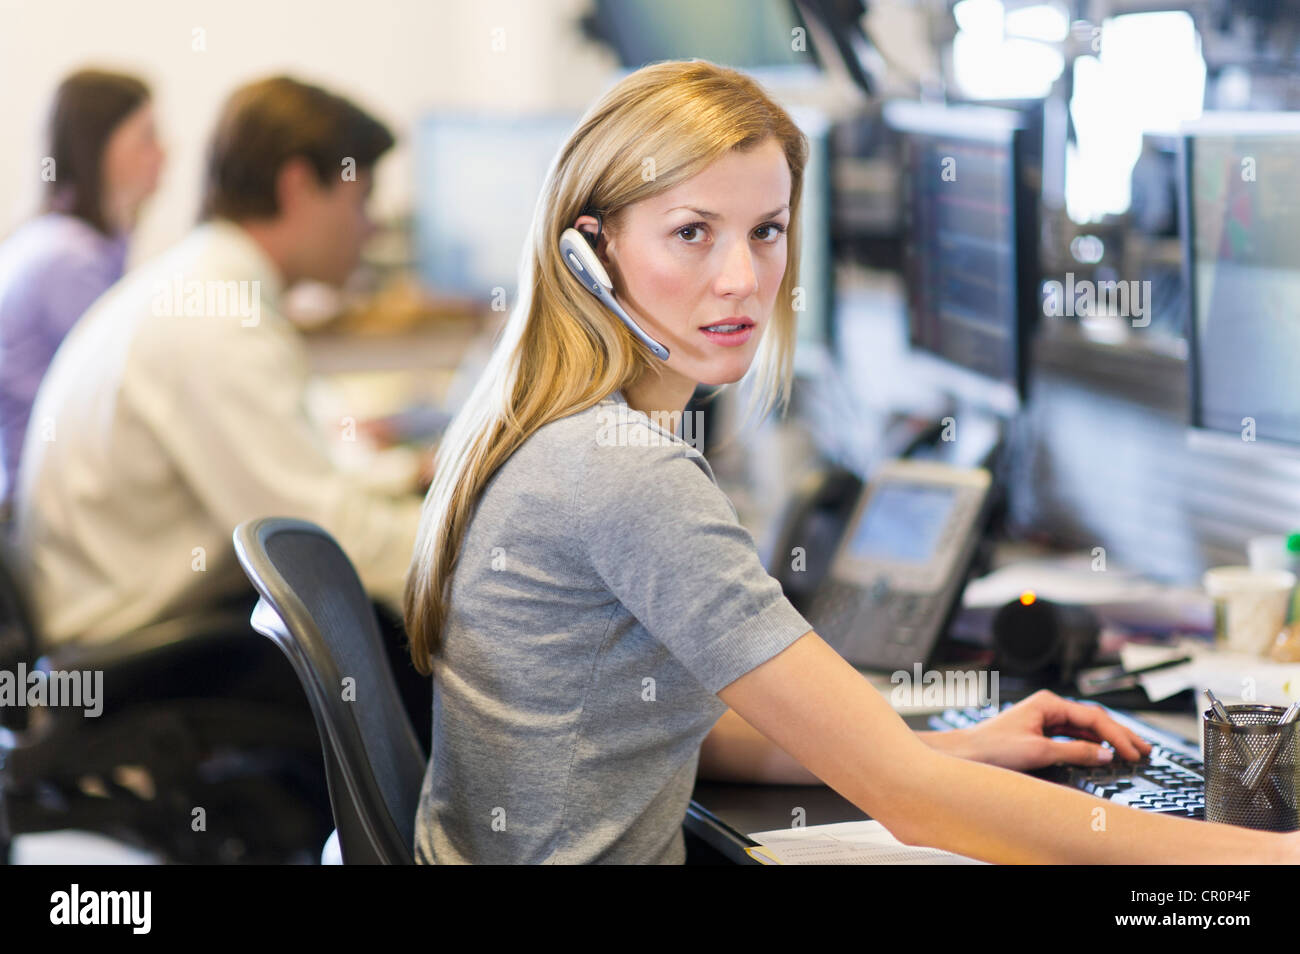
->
<box><xmin>559</xmin><ymin>227</ymin><xmax>670</xmax><ymax>361</ymax></box>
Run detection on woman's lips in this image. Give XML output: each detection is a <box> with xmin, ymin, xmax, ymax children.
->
<box><xmin>700</xmin><ymin>319</ymin><xmax>754</xmax><ymax>347</ymax></box>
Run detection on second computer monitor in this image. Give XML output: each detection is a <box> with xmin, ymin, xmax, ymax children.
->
<box><xmin>1182</xmin><ymin>112</ymin><xmax>1300</xmax><ymax>452</ymax></box>
<box><xmin>414</xmin><ymin>113</ymin><xmax>579</xmax><ymax>299</ymax></box>
<box><xmin>885</xmin><ymin>101</ymin><xmax>1038</xmax><ymax>417</ymax></box>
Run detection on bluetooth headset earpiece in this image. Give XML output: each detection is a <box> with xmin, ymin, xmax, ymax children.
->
<box><xmin>559</xmin><ymin>211</ymin><xmax>670</xmax><ymax>361</ymax></box>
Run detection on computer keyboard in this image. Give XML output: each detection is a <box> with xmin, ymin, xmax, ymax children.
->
<box><xmin>929</xmin><ymin>702</ymin><xmax>1206</xmax><ymax>819</ymax></box>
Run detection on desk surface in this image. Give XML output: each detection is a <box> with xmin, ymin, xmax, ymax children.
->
<box><xmin>686</xmin><ymin>708</ymin><xmax>1203</xmax><ymax>864</ymax></box>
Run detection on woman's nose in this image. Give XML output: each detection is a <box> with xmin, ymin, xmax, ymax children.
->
<box><xmin>715</xmin><ymin>238</ymin><xmax>758</xmax><ymax>299</ymax></box>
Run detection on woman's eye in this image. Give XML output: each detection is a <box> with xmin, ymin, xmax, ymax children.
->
<box><xmin>676</xmin><ymin>224</ymin><xmax>706</xmax><ymax>243</ymax></box>
<box><xmin>753</xmin><ymin>223</ymin><xmax>786</xmax><ymax>242</ymax></box>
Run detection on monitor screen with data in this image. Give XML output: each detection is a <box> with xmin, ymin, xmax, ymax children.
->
<box><xmin>1185</xmin><ymin>116</ymin><xmax>1300</xmax><ymax>446</ymax></box>
<box><xmin>885</xmin><ymin>101</ymin><xmax>1036</xmax><ymax>414</ymax></box>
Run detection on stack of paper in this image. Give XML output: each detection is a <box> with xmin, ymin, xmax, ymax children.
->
<box><xmin>1118</xmin><ymin>639</ymin><xmax>1300</xmax><ymax>704</ymax></box>
<box><xmin>746</xmin><ymin>821</ymin><xmax>988</xmax><ymax>865</ymax></box>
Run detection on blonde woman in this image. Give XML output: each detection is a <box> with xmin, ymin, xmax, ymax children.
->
<box><xmin>405</xmin><ymin>61</ymin><xmax>1295</xmax><ymax>864</ymax></box>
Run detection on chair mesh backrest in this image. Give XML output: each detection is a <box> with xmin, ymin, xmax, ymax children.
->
<box><xmin>262</xmin><ymin>527</ymin><xmax>425</xmax><ymax>852</ymax></box>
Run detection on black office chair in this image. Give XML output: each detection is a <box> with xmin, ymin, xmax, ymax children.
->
<box><xmin>232</xmin><ymin>518</ymin><xmax>426</xmax><ymax>864</ymax></box>
<box><xmin>0</xmin><ymin>539</ymin><xmax>330</xmax><ymax>864</ymax></box>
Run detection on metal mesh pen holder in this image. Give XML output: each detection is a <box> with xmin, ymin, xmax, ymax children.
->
<box><xmin>1204</xmin><ymin>704</ymin><xmax>1300</xmax><ymax>832</ymax></box>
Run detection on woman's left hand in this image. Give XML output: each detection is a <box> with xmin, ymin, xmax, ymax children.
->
<box><xmin>956</xmin><ymin>689</ymin><xmax>1153</xmax><ymax>771</ymax></box>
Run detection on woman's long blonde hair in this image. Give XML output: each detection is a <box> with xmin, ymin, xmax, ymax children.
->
<box><xmin>404</xmin><ymin>60</ymin><xmax>809</xmax><ymax>673</ymax></box>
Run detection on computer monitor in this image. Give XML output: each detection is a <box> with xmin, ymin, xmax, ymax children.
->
<box><xmin>789</xmin><ymin>107</ymin><xmax>833</xmax><ymax>362</ymax></box>
<box><xmin>585</xmin><ymin>0</ymin><xmax>816</xmax><ymax>75</ymax></box>
<box><xmin>1182</xmin><ymin>112</ymin><xmax>1300</xmax><ymax>453</ymax></box>
<box><xmin>884</xmin><ymin>101</ymin><xmax>1040</xmax><ymax>418</ymax></box>
<box><xmin>413</xmin><ymin>113</ymin><xmax>579</xmax><ymax>298</ymax></box>
<box><xmin>951</xmin><ymin>96</ymin><xmax>1046</xmax><ymax>200</ymax></box>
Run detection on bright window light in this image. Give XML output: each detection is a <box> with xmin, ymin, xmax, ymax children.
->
<box><xmin>1066</xmin><ymin>11</ymin><xmax>1205</xmax><ymax>222</ymax></box>
<box><xmin>1005</xmin><ymin>3</ymin><xmax>1070</xmax><ymax>43</ymax></box>
<box><xmin>953</xmin><ymin>0</ymin><xmax>1005</xmax><ymax>39</ymax></box>
<box><xmin>952</xmin><ymin>0</ymin><xmax>1065</xmax><ymax>99</ymax></box>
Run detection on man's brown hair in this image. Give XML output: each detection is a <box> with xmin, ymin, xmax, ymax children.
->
<box><xmin>200</xmin><ymin>76</ymin><xmax>395</xmax><ymax>221</ymax></box>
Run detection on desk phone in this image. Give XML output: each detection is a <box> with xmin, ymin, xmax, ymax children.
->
<box><xmin>789</xmin><ymin>459</ymin><xmax>993</xmax><ymax>671</ymax></box>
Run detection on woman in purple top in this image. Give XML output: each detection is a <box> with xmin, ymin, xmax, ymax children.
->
<box><xmin>0</xmin><ymin>69</ymin><xmax>164</xmax><ymax>505</ymax></box>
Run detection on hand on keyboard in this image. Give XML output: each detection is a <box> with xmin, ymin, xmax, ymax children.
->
<box><xmin>953</xmin><ymin>689</ymin><xmax>1154</xmax><ymax>772</ymax></box>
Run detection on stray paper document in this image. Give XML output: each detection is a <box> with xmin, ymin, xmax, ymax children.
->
<box><xmin>747</xmin><ymin>820</ymin><xmax>988</xmax><ymax>865</ymax></box>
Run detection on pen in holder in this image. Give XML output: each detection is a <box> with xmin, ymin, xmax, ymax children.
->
<box><xmin>1203</xmin><ymin>704</ymin><xmax>1300</xmax><ymax>832</ymax></box>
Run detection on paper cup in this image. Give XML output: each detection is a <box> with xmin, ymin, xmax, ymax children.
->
<box><xmin>1203</xmin><ymin>566</ymin><xmax>1296</xmax><ymax>656</ymax></box>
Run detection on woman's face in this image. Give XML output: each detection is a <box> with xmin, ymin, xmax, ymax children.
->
<box><xmin>591</xmin><ymin>137</ymin><xmax>792</xmax><ymax>392</ymax></box>
<box><xmin>102</xmin><ymin>101</ymin><xmax>165</xmax><ymax>230</ymax></box>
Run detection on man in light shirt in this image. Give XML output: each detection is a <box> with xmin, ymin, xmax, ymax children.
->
<box><xmin>14</xmin><ymin>77</ymin><xmax>428</xmax><ymax>738</ymax></box>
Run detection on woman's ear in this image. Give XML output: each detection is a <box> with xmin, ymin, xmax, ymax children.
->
<box><xmin>577</xmin><ymin>217</ymin><xmax>621</xmax><ymax>287</ymax></box>
<box><xmin>572</xmin><ymin>213</ymin><xmax>612</xmax><ymax>266</ymax></box>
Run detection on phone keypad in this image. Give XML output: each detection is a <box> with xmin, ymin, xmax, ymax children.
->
<box><xmin>808</xmin><ymin>579</ymin><xmax>938</xmax><ymax>666</ymax></box>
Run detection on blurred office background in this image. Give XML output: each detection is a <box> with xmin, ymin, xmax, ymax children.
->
<box><xmin>4</xmin><ymin>0</ymin><xmax>1299</xmax><ymax>589</ymax></box>
<box><xmin>0</xmin><ymin>0</ymin><xmax>615</xmax><ymax>257</ymax></box>
<box><xmin>6</xmin><ymin>0</ymin><xmax>1300</xmax><ymax>860</ymax></box>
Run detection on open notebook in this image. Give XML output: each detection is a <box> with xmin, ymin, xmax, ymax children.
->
<box><xmin>747</xmin><ymin>820</ymin><xmax>988</xmax><ymax>865</ymax></box>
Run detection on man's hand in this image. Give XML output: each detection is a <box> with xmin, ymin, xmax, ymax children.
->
<box><xmin>952</xmin><ymin>689</ymin><xmax>1153</xmax><ymax>772</ymax></box>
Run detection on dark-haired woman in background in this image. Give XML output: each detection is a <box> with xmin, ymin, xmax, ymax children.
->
<box><xmin>0</xmin><ymin>69</ymin><xmax>164</xmax><ymax>506</ymax></box>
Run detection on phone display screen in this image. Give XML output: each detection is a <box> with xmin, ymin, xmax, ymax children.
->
<box><xmin>845</xmin><ymin>484</ymin><xmax>957</xmax><ymax>565</ymax></box>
